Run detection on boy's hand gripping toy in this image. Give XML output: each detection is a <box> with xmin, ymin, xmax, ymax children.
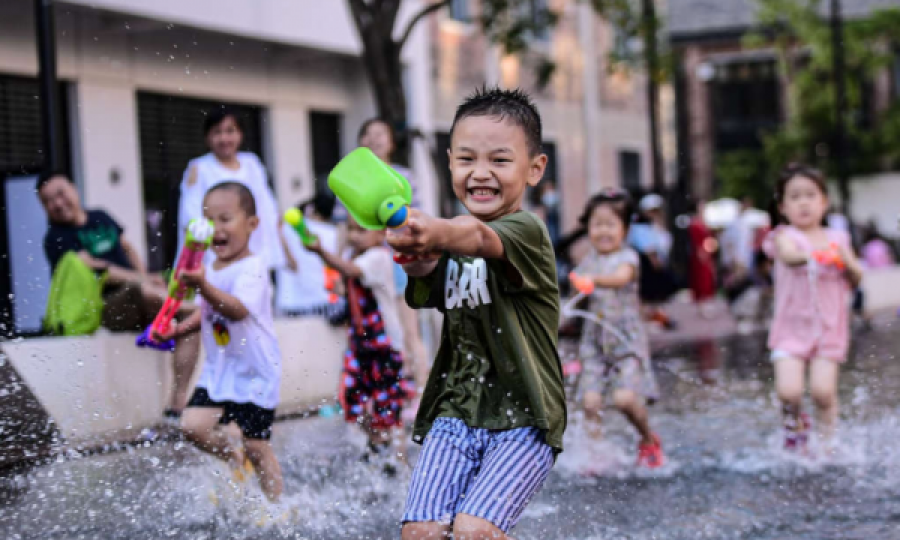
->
<box><xmin>136</xmin><ymin>219</ymin><xmax>215</xmax><ymax>351</ymax></box>
<box><xmin>811</xmin><ymin>242</ymin><xmax>845</xmax><ymax>270</ymax></box>
<box><xmin>327</xmin><ymin>147</ymin><xmax>417</xmax><ymax>264</ymax></box>
<box><xmin>283</xmin><ymin>208</ymin><xmax>317</xmax><ymax>247</ymax></box>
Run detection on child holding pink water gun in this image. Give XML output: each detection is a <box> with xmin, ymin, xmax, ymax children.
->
<box><xmin>764</xmin><ymin>164</ymin><xmax>863</xmax><ymax>453</ymax></box>
<box><xmin>137</xmin><ymin>218</ymin><xmax>214</xmax><ymax>351</ymax></box>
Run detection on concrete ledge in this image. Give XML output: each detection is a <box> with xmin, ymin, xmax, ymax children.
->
<box><xmin>1</xmin><ymin>317</ymin><xmax>346</xmax><ymax>449</ymax></box>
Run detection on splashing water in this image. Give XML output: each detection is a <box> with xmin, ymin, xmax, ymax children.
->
<box><xmin>2</xmin><ymin>321</ymin><xmax>900</xmax><ymax>539</ymax></box>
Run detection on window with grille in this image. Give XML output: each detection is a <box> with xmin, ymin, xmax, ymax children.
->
<box><xmin>309</xmin><ymin>111</ymin><xmax>343</xmax><ymax>198</ymax></box>
<box><xmin>710</xmin><ymin>60</ymin><xmax>781</xmax><ymax>152</ymax></box>
<box><xmin>0</xmin><ymin>74</ymin><xmax>70</xmax><ymax>176</ymax></box>
<box><xmin>136</xmin><ymin>91</ymin><xmax>264</xmax><ymax>270</ymax></box>
<box><xmin>619</xmin><ymin>149</ymin><xmax>642</xmax><ymax>191</ymax></box>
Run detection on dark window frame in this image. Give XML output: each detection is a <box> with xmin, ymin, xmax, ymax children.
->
<box><xmin>0</xmin><ymin>74</ymin><xmax>72</xmax><ymax>337</ymax></box>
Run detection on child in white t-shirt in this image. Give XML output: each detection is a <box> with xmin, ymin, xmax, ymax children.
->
<box><xmin>308</xmin><ymin>217</ymin><xmax>410</xmax><ymax>474</ymax></box>
<box><xmin>157</xmin><ymin>181</ymin><xmax>284</xmax><ymax>501</ymax></box>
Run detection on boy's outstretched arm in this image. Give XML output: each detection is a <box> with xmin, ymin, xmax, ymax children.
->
<box><xmin>387</xmin><ymin>209</ymin><xmax>505</xmax><ymax>261</ymax></box>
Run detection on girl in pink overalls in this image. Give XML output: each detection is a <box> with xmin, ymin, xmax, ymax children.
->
<box><xmin>763</xmin><ymin>164</ymin><xmax>863</xmax><ymax>452</ymax></box>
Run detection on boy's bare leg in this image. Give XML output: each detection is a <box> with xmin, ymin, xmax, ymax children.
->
<box><xmin>139</xmin><ymin>283</ymin><xmax>201</xmax><ymax>413</ymax></box>
<box><xmin>401</xmin><ymin>522</ymin><xmax>451</xmax><ymax>540</ymax></box>
<box><xmin>171</xmin><ymin>330</ymin><xmax>200</xmax><ymax>411</ymax></box>
<box><xmin>244</xmin><ymin>439</ymin><xmax>284</xmax><ymax>502</ymax></box>
<box><xmin>181</xmin><ymin>407</ymin><xmax>244</xmax><ymax>465</ymax></box>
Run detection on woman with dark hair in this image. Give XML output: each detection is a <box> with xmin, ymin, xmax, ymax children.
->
<box><xmin>177</xmin><ymin>107</ymin><xmax>283</xmax><ymax>269</ymax></box>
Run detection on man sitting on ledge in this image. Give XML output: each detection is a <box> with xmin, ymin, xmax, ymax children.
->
<box><xmin>37</xmin><ymin>172</ymin><xmax>200</xmax><ymax>421</ymax></box>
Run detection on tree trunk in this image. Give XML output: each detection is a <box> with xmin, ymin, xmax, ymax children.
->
<box><xmin>642</xmin><ymin>0</ymin><xmax>663</xmax><ymax>193</ymax></box>
<box><xmin>348</xmin><ymin>2</ymin><xmax>411</xmax><ymax>164</ymax></box>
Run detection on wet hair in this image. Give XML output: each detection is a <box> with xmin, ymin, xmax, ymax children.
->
<box><xmin>450</xmin><ymin>86</ymin><xmax>543</xmax><ymax>156</ymax></box>
<box><xmin>204</xmin><ymin>181</ymin><xmax>257</xmax><ymax>217</ymax></box>
<box><xmin>204</xmin><ymin>107</ymin><xmax>244</xmax><ymax>136</ymax></box>
<box><xmin>771</xmin><ymin>162</ymin><xmax>828</xmax><ymax>224</ymax></box>
<box><xmin>35</xmin><ymin>170</ymin><xmax>72</xmax><ymax>193</ymax></box>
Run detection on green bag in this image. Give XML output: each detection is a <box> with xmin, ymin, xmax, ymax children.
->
<box><xmin>43</xmin><ymin>251</ymin><xmax>107</xmax><ymax>336</ymax></box>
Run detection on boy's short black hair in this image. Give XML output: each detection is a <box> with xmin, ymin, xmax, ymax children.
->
<box><xmin>205</xmin><ymin>181</ymin><xmax>257</xmax><ymax>217</ymax></box>
<box><xmin>35</xmin><ymin>170</ymin><xmax>71</xmax><ymax>193</ymax></box>
<box><xmin>204</xmin><ymin>106</ymin><xmax>244</xmax><ymax>136</ymax></box>
<box><xmin>450</xmin><ymin>86</ymin><xmax>543</xmax><ymax>156</ymax></box>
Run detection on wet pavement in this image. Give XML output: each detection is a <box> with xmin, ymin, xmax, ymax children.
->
<box><xmin>2</xmin><ymin>314</ymin><xmax>900</xmax><ymax>539</ymax></box>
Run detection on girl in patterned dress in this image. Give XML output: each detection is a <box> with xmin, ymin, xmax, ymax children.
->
<box><xmin>570</xmin><ymin>190</ymin><xmax>665</xmax><ymax>468</ymax></box>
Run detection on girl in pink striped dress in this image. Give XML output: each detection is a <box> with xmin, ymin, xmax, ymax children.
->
<box><xmin>763</xmin><ymin>164</ymin><xmax>863</xmax><ymax>453</ymax></box>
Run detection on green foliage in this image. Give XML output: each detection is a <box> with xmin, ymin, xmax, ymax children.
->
<box><xmin>715</xmin><ymin>149</ymin><xmax>770</xmax><ymax>207</ymax></box>
<box><xmin>744</xmin><ymin>0</ymin><xmax>900</xmax><ymax>181</ymax></box>
<box><xmin>479</xmin><ymin>0</ymin><xmax>560</xmax><ymax>55</ymax></box>
<box><xmin>476</xmin><ymin>0</ymin><xmax>665</xmax><ymax>88</ymax></box>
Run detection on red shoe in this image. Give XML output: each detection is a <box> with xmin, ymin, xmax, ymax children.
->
<box><xmin>636</xmin><ymin>434</ymin><xmax>666</xmax><ymax>469</ymax></box>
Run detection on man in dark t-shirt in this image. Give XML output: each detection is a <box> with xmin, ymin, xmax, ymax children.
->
<box><xmin>38</xmin><ymin>172</ymin><xmax>201</xmax><ymax>418</ymax></box>
<box><xmin>38</xmin><ymin>173</ymin><xmax>158</xmax><ymax>321</ymax></box>
<box><xmin>44</xmin><ymin>208</ymin><xmax>133</xmax><ymax>274</ymax></box>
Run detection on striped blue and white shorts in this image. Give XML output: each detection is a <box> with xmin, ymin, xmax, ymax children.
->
<box><xmin>401</xmin><ymin>417</ymin><xmax>555</xmax><ymax>533</ymax></box>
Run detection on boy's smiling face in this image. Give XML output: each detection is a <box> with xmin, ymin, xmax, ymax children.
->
<box><xmin>449</xmin><ymin>115</ymin><xmax>547</xmax><ymax>221</ymax></box>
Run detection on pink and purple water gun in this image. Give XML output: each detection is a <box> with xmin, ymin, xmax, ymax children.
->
<box><xmin>136</xmin><ymin>219</ymin><xmax>214</xmax><ymax>351</ymax></box>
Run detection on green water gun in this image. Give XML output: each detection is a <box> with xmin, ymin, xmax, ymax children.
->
<box><xmin>284</xmin><ymin>207</ymin><xmax>317</xmax><ymax>247</ymax></box>
<box><xmin>328</xmin><ymin>147</ymin><xmax>415</xmax><ymax>262</ymax></box>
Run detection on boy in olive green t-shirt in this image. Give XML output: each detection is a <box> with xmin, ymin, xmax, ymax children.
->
<box><xmin>389</xmin><ymin>87</ymin><xmax>566</xmax><ymax>539</ymax></box>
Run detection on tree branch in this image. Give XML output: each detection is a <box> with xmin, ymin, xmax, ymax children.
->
<box><xmin>348</xmin><ymin>0</ymin><xmax>373</xmax><ymax>30</ymax></box>
<box><xmin>383</xmin><ymin>0</ymin><xmax>403</xmax><ymax>31</ymax></box>
<box><xmin>397</xmin><ymin>0</ymin><xmax>451</xmax><ymax>51</ymax></box>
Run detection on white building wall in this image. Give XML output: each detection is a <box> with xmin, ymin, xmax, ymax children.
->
<box><xmin>62</xmin><ymin>0</ymin><xmax>363</xmax><ymax>56</ymax></box>
<box><xmin>842</xmin><ymin>174</ymin><xmax>900</xmax><ymax>238</ymax></box>
<box><xmin>0</xmin><ymin>0</ymin><xmax>424</xmax><ymax>262</ymax></box>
